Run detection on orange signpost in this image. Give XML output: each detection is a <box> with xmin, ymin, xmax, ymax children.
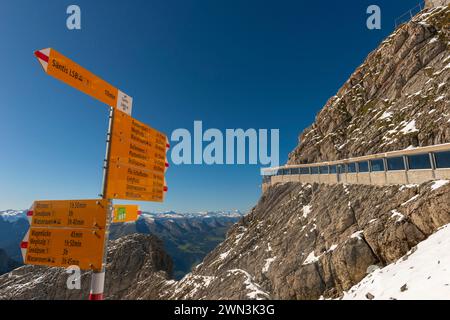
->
<box><xmin>32</xmin><ymin>47</ymin><xmax>168</xmax><ymax>300</ymax></box>
<box><xmin>107</xmin><ymin>161</ymin><xmax>165</xmax><ymax>202</ymax></box>
<box><xmin>34</xmin><ymin>48</ymin><xmax>133</xmax><ymax>115</ymax></box>
<box><xmin>106</xmin><ymin>110</ymin><xmax>168</xmax><ymax>201</ymax></box>
<box><xmin>113</xmin><ymin>204</ymin><xmax>141</xmax><ymax>223</ymax></box>
<box><xmin>21</xmin><ymin>199</ymin><xmax>108</xmax><ymax>271</ymax></box>
<box><xmin>109</xmin><ymin>135</ymin><xmax>167</xmax><ymax>173</ymax></box>
<box><xmin>112</xmin><ymin>109</ymin><xmax>167</xmax><ymax>145</ymax></box>
<box><xmin>22</xmin><ymin>227</ymin><xmax>105</xmax><ymax>270</ymax></box>
<box><xmin>111</xmin><ymin>110</ymin><xmax>167</xmax><ymax>170</ymax></box>
<box><xmin>29</xmin><ymin>199</ymin><xmax>108</xmax><ymax>229</ymax></box>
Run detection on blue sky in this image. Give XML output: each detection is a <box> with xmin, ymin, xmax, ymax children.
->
<box><xmin>0</xmin><ymin>0</ymin><xmax>419</xmax><ymax>212</ymax></box>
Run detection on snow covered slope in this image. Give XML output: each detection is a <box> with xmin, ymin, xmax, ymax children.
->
<box><xmin>341</xmin><ymin>223</ymin><xmax>450</xmax><ymax>300</ymax></box>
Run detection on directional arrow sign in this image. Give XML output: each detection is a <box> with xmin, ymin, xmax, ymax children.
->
<box><xmin>29</xmin><ymin>199</ymin><xmax>108</xmax><ymax>229</ymax></box>
<box><xmin>34</xmin><ymin>48</ymin><xmax>133</xmax><ymax>115</ymax></box>
<box><xmin>112</xmin><ymin>204</ymin><xmax>141</xmax><ymax>223</ymax></box>
<box><xmin>106</xmin><ymin>110</ymin><xmax>168</xmax><ymax>202</ymax></box>
<box><xmin>112</xmin><ymin>109</ymin><xmax>167</xmax><ymax>145</ymax></box>
<box><xmin>21</xmin><ymin>227</ymin><xmax>105</xmax><ymax>271</ymax></box>
<box><xmin>110</xmin><ymin>109</ymin><xmax>168</xmax><ymax>172</ymax></box>
<box><xmin>106</xmin><ymin>161</ymin><xmax>166</xmax><ymax>201</ymax></box>
<box><xmin>110</xmin><ymin>125</ymin><xmax>167</xmax><ymax>174</ymax></box>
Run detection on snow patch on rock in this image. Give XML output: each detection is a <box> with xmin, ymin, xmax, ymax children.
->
<box><xmin>341</xmin><ymin>224</ymin><xmax>450</xmax><ymax>300</ymax></box>
<box><xmin>430</xmin><ymin>180</ymin><xmax>449</xmax><ymax>191</ymax></box>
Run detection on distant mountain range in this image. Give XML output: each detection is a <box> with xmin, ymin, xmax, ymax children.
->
<box><xmin>0</xmin><ymin>210</ymin><xmax>29</xmax><ymax>264</ymax></box>
<box><xmin>0</xmin><ymin>209</ymin><xmax>244</xmax><ymax>278</ymax></box>
<box><xmin>139</xmin><ymin>210</ymin><xmax>244</xmax><ymax>219</ymax></box>
<box><xmin>0</xmin><ymin>249</ymin><xmax>20</xmax><ymax>275</ymax></box>
<box><xmin>110</xmin><ymin>210</ymin><xmax>244</xmax><ymax>279</ymax></box>
<box><xmin>0</xmin><ymin>210</ymin><xmax>27</xmax><ymax>223</ymax></box>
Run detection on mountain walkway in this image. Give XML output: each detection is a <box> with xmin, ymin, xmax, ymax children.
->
<box><xmin>261</xmin><ymin>143</ymin><xmax>450</xmax><ymax>192</ymax></box>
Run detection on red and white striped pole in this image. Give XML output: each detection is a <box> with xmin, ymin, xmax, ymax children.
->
<box><xmin>19</xmin><ymin>209</ymin><xmax>34</xmax><ymax>260</ymax></box>
<box><xmin>89</xmin><ymin>107</ymin><xmax>114</xmax><ymax>300</ymax></box>
<box><xmin>89</xmin><ymin>271</ymin><xmax>106</xmax><ymax>300</ymax></box>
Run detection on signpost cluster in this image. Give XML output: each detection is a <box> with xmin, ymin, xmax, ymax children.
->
<box><xmin>21</xmin><ymin>48</ymin><xmax>169</xmax><ymax>300</ymax></box>
<box><xmin>22</xmin><ymin>200</ymin><xmax>107</xmax><ymax>270</ymax></box>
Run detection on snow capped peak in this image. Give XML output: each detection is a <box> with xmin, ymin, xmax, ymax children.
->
<box><xmin>0</xmin><ymin>210</ymin><xmax>27</xmax><ymax>223</ymax></box>
<box><xmin>140</xmin><ymin>210</ymin><xmax>245</xmax><ymax>219</ymax></box>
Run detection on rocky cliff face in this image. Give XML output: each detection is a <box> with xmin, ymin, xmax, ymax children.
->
<box><xmin>147</xmin><ymin>180</ymin><xmax>449</xmax><ymax>299</ymax></box>
<box><xmin>426</xmin><ymin>0</ymin><xmax>450</xmax><ymax>8</ymax></box>
<box><xmin>0</xmin><ymin>234</ymin><xmax>172</xmax><ymax>300</ymax></box>
<box><xmin>288</xmin><ymin>5</ymin><xmax>449</xmax><ymax>165</ymax></box>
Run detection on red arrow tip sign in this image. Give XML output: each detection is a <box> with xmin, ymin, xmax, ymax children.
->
<box><xmin>34</xmin><ymin>50</ymin><xmax>49</xmax><ymax>62</ymax></box>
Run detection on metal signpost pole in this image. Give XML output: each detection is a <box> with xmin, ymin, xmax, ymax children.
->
<box><xmin>89</xmin><ymin>106</ymin><xmax>115</xmax><ymax>300</ymax></box>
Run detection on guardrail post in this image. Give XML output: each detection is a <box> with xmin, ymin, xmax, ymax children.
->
<box><xmin>382</xmin><ymin>158</ymin><xmax>388</xmax><ymax>185</ymax></box>
<box><xmin>403</xmin><ymin>155</ymin><xmax>410</xmax><ymax>184</ymax></box>
<box><xmin>429</xmin><ymin>152</ymin><xmax>436</xmax><ymax>179</ymax></box>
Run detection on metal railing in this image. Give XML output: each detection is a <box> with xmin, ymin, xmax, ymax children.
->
<box><xmin>395</xmin><ymin>1</ymin><xmax>426</xmax><ymax>28</ymax></box>
<box><xmin>261</xmin><ymin>143</ymin><xmax>450</xmax><ymax>190</ymax></box>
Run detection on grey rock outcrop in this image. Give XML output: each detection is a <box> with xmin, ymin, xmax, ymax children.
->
<box><xmin>426</xmin><ymin>0</ymin><xmax>450</xmax><ymax>8</ymax></box>
<box><xmin>150</xmin><ymin>180</ymin><xmax>449</xmax><ymax>300</ymax></box>
<box><xmin>288</xmin><ymin>5</ymin><xmax>449</xmax><ymax>165</ymax></box>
